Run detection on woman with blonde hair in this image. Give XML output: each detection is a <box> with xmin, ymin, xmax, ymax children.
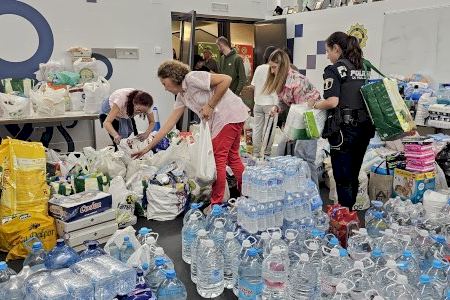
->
<box><xmin>132</xmin><ymin>60</ymin><xmax>249</xmax><ymax>206</ymax></box>
<box><xmin>265</xmin><ymin>49</ymin><xmax>321</xmax><ymax>186</ymax></box>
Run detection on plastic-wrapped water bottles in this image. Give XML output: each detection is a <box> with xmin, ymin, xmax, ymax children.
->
<box><xmin>136</xmin><ymin>227</ymin><xmax>152</xmax><ymax>245</ymax></box>
<box><xmin>156</xmin><ymin>270</ymin><xmax>187</xmax><ymax>300</ymax></box>
<box><xmin>197</xmin><ymin>239</ymin><xmax>224</xmax><ymax>298</ymax></box>
<box><xmin>44</xmin><ymin>239</ymin><xmax>80</xmax><ymax>269</ymax></box>
<box><xmin>238</xmin><ymin>248</ymin><xmax>263</xmax><ymax>299</ymax></box>
<box><xmin>191</xmin><ymin>229</ymin><xmax>209</xmax><ymax>284</ymax></box>
<box><xmin>223</xmin><ymin>232</ymin><xmax>241</xmax><ymax>289</ymax></box>
<box><xmin>182</xmin><ymin>212</ymin><xmax>204</xmax><ymax>264</ymax></box>
<box><xmin>347</xmin><ymin>228</ymin><xmax>373</xmax><ymax>260</ymax></box>
<box><xmin>183</xmin><ymin>202</ymin><xmax>204</xmax><ymax>225</ymax></box>
<box><xmin>1</xmin><ymin>275</ymin><xmax>23</xmax><ymax>300</ymax></box>
<box><xmin>52</xmin><ymin>268</ymin><xmax>95</xmax><ymax>300</ymax></box>
<box><xmin>262</xmin><ymin>246</ymin><xmax>289</xmax><ymax>299</ymax></box>
<box><xmin>80</xmin><ymin>240</ymin><xmax>106</xmax><ymax>260</ymax></box>
<box><xmin>23</xmin><ymin>242</ymin><xmax>47</xmax><ymax>271</ymax></box>
<box><xmin>147</xmin><ymin>257</ymin><xmax>169</xmax><ymax>293</ymax></box>
<box><xmin>288</xmin><ymin>253</ymin><xmax>318</xmax><ymax>300</ymax></box>
<box><xmin>71</xmin><ymin>259</ymin><xmax>117</xmax><ymax>299</ymax></box>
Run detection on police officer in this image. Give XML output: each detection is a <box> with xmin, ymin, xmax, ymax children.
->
<box><xmin>308</xmin><ymin>31</ymin><xmax>374</xmax><ymax>210</ymax></box>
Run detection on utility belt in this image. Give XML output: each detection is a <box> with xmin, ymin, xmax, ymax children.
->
<box><xmin>341</xmin><ymin>108</ymin><xmax>370</xmax><ymax>126</ymax></box>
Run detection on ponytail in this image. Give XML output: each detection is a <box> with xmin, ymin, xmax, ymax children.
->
<box><xmin>126</xmin><ymin>90</ymin><xmax>153</xmax><ymax>117</ymax></box>
<box><xmin>326</xmin><ymin>32</ymin><xmax>364</xmax><ymax>69</ymax></box>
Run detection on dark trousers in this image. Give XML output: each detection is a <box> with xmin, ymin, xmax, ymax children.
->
<box><xmin>329</xmin><ymin>122</ymin><xmax>374</xmax><ymax>210</ymax></box>
<box><xmin>99</xmin><ymin>114</ymin><xmax>138</xmax><ymax>150</ymax></box>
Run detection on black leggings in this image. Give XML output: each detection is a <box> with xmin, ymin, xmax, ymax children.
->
<box><xmin>99</xmin><ymin>114</ymin><xmax>138</xmax><ymax>150</ymax></box>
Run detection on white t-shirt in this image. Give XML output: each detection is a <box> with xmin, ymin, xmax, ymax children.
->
<box><xmin>251</xmin><ymin>64</ymin><xmax>278</xmax><ymax>106</ymax></box>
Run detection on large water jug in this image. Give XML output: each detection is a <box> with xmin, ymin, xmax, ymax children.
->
<box><xmin>347</xmin><ymin>228</ymin><xmax>372</xmax><ymax>260</ymax></box>
<box><xmin>365</xmin><ymin>200</ymin><xmax>385</xmax><ymax>225</ymax></box>
<box><xmin>156</xmin><ymin>270</ymin><xmax>187</xmax><ymax>300</ymax></box>
<box><xmin>1</xmin><ymin>275</ymin><xmax>23</xmax><ymax>300</ymax></box>
<box><xmin>52</xmin><ymin>268</ymin><xmax>95</xmax><ymax>300</ymax></box>
<box><xmin>80</xmin><ymin>240</ymin><xmax>106</xmax><ymax>260</ymax></box>
<box><xmin>206</xmin><ymin>205</ymin><xmax>224</xmax><ymax>230</ymax></box>
<box><xmin>382</xmin><ymin>274</ymin><xmax>416</xmax><ymax>299</ymax></box>
<box><xmin>417</xmin><ymin>274</ymin><xmax>440</xmax><ymax>300</ymax></box>
<box><xmin>344</xmin><ymin>260</ymin><xmax>374</xmax><ymax>299</ymax></box>
<box><xmin>23</xmin><ymin>241</ymin><xmax>47</xmax><ymax>271</ymax></box>
<box><xmin>147</xmin><ymin>256</ymin><xmax>169</xmax><ymax>293</ymax></box>
<box><xmin>319</xmin><ymin>248</ymin><xmax>352</xmax><ymax>298</ymax></box>
<box><xmin>209</xmin><ymin>218</ymin><xmax>227</xmax><ymax>255</ymax></box>
<box><xmin>197</xmin><ymin>239</ymin><xmax>224</xmax><ymax>298</ymax></box>
<box><xmin>395</xmin><ymin>249</ymin><xmax>420</xmax><ymax>285</ymax></box>
<box><xmin>44</xmin><ymin>239</ymin><xmax>80</xmax><ymax>269</ymax></box>
<box><xmin>191</xmin><ymin>229</ymin><xmax>209</xmax><ymax>284</ymax></box>
<box><xmin>366</xmin><ymin>211</ymin><xmax>389</xmax><ymax>238</ymax></box>
<box><xmin>262</xmin><ymin>246</ymin><xmax>289</xmax><ymax>299</ymax></box>
<box><xmin>374</xmin><ymin>229</ymin><xmax>403</xmax><ymax>260</ymax></box>
<box><xmin>153</xmin><ymin>247</ymin><xmax>174</xmax><ymax>270</ymax></box>
<box><xmin>223</xmin><ymin>232</ymin><xmax>240</xmax><ymax>289</ymax></box>
<box><xmin>425</xmin><ymin>259</ymin><xmax>448</xmax><ymax>295</ymax></box>
<box><xmin>286</xmin><ymin>230</ymin><xmax>302</xmax><ymax>267</ymax></box>
<box><xmin>182</xmin><ymin>212</ymin><xmax>204</xmax><ymax>264</ymax></box>
<box><xmin>233</xmin><ymin>239</ymin><xmax>255</xmax><ymax>296</ymax></box>
<box><xmin>238</xmin><ymin>248</ymin><xmax>263</xmax><ymax>299</ymax></box>
<box><xmin>288</xmin><ymin>253</ymin><xmax>318</xmax><ymax>300</ymax></box>
<box><xmin>136</xmin><ymin>227</ymin><xmax>152</xmax><ymax>245</ymax></box>
<box><xmin>183</xmin><ymin>202</ymin><xmax>204</xmax><ymax>225</ymax></box>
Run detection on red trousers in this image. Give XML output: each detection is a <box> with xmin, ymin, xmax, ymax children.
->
<box><xmin>211</xmin><ymin>122</ymin><xmax>244</xmax><ymax>204</ymax></box>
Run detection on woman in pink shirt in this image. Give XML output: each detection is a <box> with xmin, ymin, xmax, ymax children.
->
<box><xmin>265</xmin><ymin>49</ymin><xmax>322</xmax><ymax>185</ymax></box>
<box><xmin>132</xmin><ymin>60</ymin><xmax>249</xmax><ymax>205</ymax></box>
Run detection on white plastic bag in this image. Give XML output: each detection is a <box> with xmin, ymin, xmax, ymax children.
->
<box><xmin>108</xmin><ymin>176</ymin><xmax>140</xmax><ymax>228</ymax></box>
<box><xmin>353</xmin><ymin>172</ymin><xmax>370</xmax><ymax>211</ymax></box>
<box><xmin>0</xmin><ymin>93</ymin><xmax>33</xmax><ymax>119</ymax></box>
<box><xmin>35</xmin><ymin>61</ymin><xmax>64</xmax><ymax>82</ymax></box>
<box><xmin>118</xmin><ymin>135</ymin><xmax>153</xmax><ymax>165</ymax></box>
<box><xmin>68</xmin><ymin>86</ymin><xmax>85</xmax><ymax>111</ymax></box>
<box><xmin>104</xmin><ymin>226</ymin><xmax>140</xmax><ymax>255</ymax></box>
<box><xmin>83</xmin><ymin>77</ymin><xmax>110</xmax><ymax>114</ymax></box>
<box><xmin>189</xmin><ymin>121</ymin><xmax>216</xmax><ymax>185</ymax></box>
<box><xmin>127</xmin><ymin>244</ymin><xmax>154</xmax><ymax>267</ymax></box>
<box><xmin>30</xmin><ymin>83</ymin><xmax>66</xmax><ymax>116</ymax></box>
<box><xmin>73</xmin><ymin>57</ymin><xmax>99</xmax><ymax>84</ymax></box>
<box><xmin>83</xmin><ymin>146</ymin><xmax>126</xmax><ymax>178</ymax></box>
<box><xmin>146</xmin><ymin>184</ymin><xmax>187</xmax><ymax>221</ymax></box>
<box><xmin>148</xmin><ymin>140</ymin><xmax>190</xmax><ymax>169</ymax></box>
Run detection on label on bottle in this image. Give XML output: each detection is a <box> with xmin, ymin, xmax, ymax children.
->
<box><xmin>185</xmin><ymin>230</ymin><xmax>196</xmax><ymax>243</ymax></box>
<box><xmin>238</xmin><ymin>278</ymin><xmax>263</xmax><ymax>300</ymax></box>
<box><xmin>320</xmin><ymin>276</ymin><xmax>335</xmax><ymax>296</ymax></box>
<box><xmin>157</xmin><ymin>286</ymin><xmax>184</xmax><ymax>297</ymax></box>
<box><xmin>211</xmin><ymin>269</ymin><xmax>223</xmax><ymax>283</ymax></box>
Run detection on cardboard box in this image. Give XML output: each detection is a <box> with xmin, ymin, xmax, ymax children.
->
<box><xmin>64</xmin><ymin>220</ymin><xmax>117</xmax><ymax>248</ymax></box>
<box><xmin>49</xmin><ymin>191</ymin><xmax>112</xmax><ymax>222</ymax></box>
<box><xmin>56</xmin><ymin>209</ymin><xmax>115</xmax><ymax>237</ymax></box>
<box><xmin>393</xmin><ymin>168</ymin><xmax>436</xmax><ymax>203</ymax></box>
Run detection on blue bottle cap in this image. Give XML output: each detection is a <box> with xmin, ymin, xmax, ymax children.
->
<box><xmin>312</xmin><ymin>229</ymin><xmax>324</xmax><ymax>238</ymax></box>
<box><xmin>403</xmin><ymin>250</ymin><xmax>412</xmax><ymax>258</ymax></box>
<box><xmin>373</xmin><ymin>211</ymin><xmax>383</xmax><ymax>219</ymax></box>
<box><xmin>435</xmin><ymin>235</ymin><xmax>446</xmax><ymax>244</ymax></box>
<box><xmin>56</xmin><ymin>239</ymin><xmax>65</xmax><ymax>246</ymax></box>
<box><xmin>166</xmin><ymin>270</ymin><xmax>176</xmax><ymax>279</ymax></box>
<box><xmin>433</xmin><ymin>260</ymin><xmax>443</xmax><ymax>269</ymax></box>
<box><xmin>126</xmin><ymin>241</ymin><xmax>133</xmax><ymax>248</ymax></box>
<box><xmin>124</xmin><ymin>236</ymin><xmax>130</xmax><ymax>242</ymax></box>
<box><xmin>419</xmin><ymin>274</ymin><xmax>431</xmax><ymax>284</ymax></box>
<box><xmin>32</xmin><ymin>242</ymin><xmax>43</xmax><ymax>250</ymax></box>
<box><xmin>0</xmin><ymin>261</ymin><xmax>6</xmax><ymax>271</ymax></box>
<box><xmin>339</xmin><ymin>248</ymin><xmax>348</xmax><ymax>257</ymax></box>
<box><xmin>155</xmin><ymin>257</ymin><xmax>166</xmax><ymax>266</ymax></box>
<box><xmin>247</xmin><ymin>248</ymin><xmax>258</xmax><ymax>257</ymax></box>
<box><xmin>142</xmin><ymin>263</ymin><xmax>149</xmax><ymax>271</ymax></box>
<box><xmin>329</xmin><ymin>237</ymin><xmax>339</xmax><ymax>246</ymax></box>
<box><xmin>139</xmin><ymin>227</ymin><xmax>149</xmax><ymax>235</ymax></box>
<box><xmin>372</xmin><ymin>248</ymin><xmax>383</xmax><ymax>258</ymax></box>
<box><xmin>397</xmin><ymin>261</ymin><xmax>408</xmax><ymax>270</ymax></box>
<box><xmin>212</xmin><ymin>205</ymin><xmax>223</xmax><ymax>216</ymax></box>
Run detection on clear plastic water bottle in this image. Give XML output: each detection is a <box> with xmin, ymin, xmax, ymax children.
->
<box><xmin>137</xmin><ymin>227</ymin><xmax>152</xmax><ymax>245</ymax></box>
<box><xmin>238</xmin><ymin>247</ymin><xmax>263</xmax><ymax>299</ymax></box>
<box><xmin>257</xmin><ymin>232</ymin><xmax>271</xmax><ymax>259</ymax></box>
<box><xmin>283</xmin><ymin>193</ymin><xmax>297</xmax><ymax>222</ymax></box>
<box><xmin>183</xmin><ymin>202</ymin><xmax>204</xmax><ymax>225</ymax></box>
<box><xmin>347</xmin><ymin>228</ymin><xmax>372</xmax><ymax>260</ymax></box>
<box><xmin>182</xmin><ymin>213</ymin><xmax>204</xmax><ymax>264</ymax></box>
<box><xmin>23</xmin><ymin>241</ymin><xmax>47</xmax><ymax>271</ymax></box>
<box><xmin>365</xmin><ymin>201</ymin><xmax>384</xmax><ymax>225</ymax></box>
<box><xmin>256</xmin><ymin>202</ymin><xmax>267</xmax><ymax>232</ymax></box>
<box><xmin>246</xmin><ymin>204</ymin><xmax>259</xmax><ymax>234</ymax></box>
<box><xmin>286</xmin><ymin>230</ymin><xmax>302</xmax><ymax>267</ymax></box>
<box><xmin>424</xmin><ymin>235</ymin><xmax>448</xmax><ymax>270</ymax></box>
<box><xmin>425</xmin><ymin>260</ymin><xmax>448</xmax><ymax>295</ymax></box>
<box><xmin>206</xmin><ymin>205</ymin><xmax>224</xmax><ymax>230</ymax></box>
<box><xmin>144</xmin><ymin>235</ymin><xmax>160</xmax><ymax>268</ymax></box>
<box><xmin>209</xmin><ymin>218</ymin><xmax>227</xmax><ymax>255</ymax></box>
<box><xmin>121</xmin><ymin>241</ymin><xmax>134</xmax><ymax>263</ymax></box>
<box><xmin>17</xmin><ymin>265</ymin><xmax>33</xmax><ymax>283</ymax></box>
<box><xmin>345</xmin><ymin>261</ymin><xmax>373</xmax><ymax>299</ymax></box>
<box><xmin>153</xmin><ymin>247</ymin><xmax>174</xmax><ymax>270</ymax></box>
<box><xmin>234</xmin><ymin>239</ymin><xmax>254</xmax><ymax>296</ymax></box>
<box><xmin>197</xmin><ymin>239</ymin><xmax>224</xmax><ymax>298</ymax></box>
<box><xmin>44</xmin><ymin>239</ymin><xmax>80</xmax><ymax>269</ymax></box>
<box><xmin>303</xmin><ymin>239</ymin><xmax>323</xmax><ymax>271</ymax></box>
<box><xmin>414</xmin><ymin>229</ymin><xmax>432</xmax><ymax>262</ymax></box>
<box><xmin>312</xmin><ymin>204</ymin><xmax>330</xmax><ymax>232</ymax></box>
<box><xmin>147</xmin><ymin>257</ymin><xmax>169</xmax><ymax>293</ymax></box>
<box><xmin>93</xmin><ymin>254</ymin><xmax>137</xmax><ymax>296</ymax></box>
<box><xmin>52</xmin><ymin>268</ymin><xmax>95</xmax><ymax>300</ymax></box>
<box><xmin>130</xmin><ymin>269</ymin><xmax>155</xmax><ymax>299</ymax></box>
<box><xmin>370</xmin><ymin>248</ymin><xmax>387</xmax><ymax>273</ymax></box>
<box><xmin>373</xmin><ymin>259</ymin><xmax>399</xmax><ymax>286</ymax></box>
<box><xmin>71</xmin><ymin>259</ymin><xmax>117</xmax><ymax>300</ymax></box>
<box><xmin>417</xmin><ymin>274</ymin><xmax>441</xmax><ymax>300</ymax></box>
<box><xmin>319</xmin><ymin>248</ymin><xmax>352</xmax><ymax>298</ymax></box>
<box><xmin>267</xmin><ymin>232</ymin><xmax>288</xmax><ymax>259</ymax></box>
<box><xmin>262</xmin><ymin>246</ymin><xmax>289</xmax><ymax>299</ymax></box>
<box><xmin>224</xmin><ymin>232</ymin><xmax>241</xmax><ymax>289</ymax></box>
<box><xmin>395</xmin><ymin>250</ymin><xmax>420</xmax><ymax>285</ymax></box>
<box><xmin>366</xmin><ymin>211</ymin><xmax>389</xmax><ymax>238</ymax></box>
<box><xmin>80</xmin><ymin>240</ymin><xmax>106</xmax><ymax>260</ymax></box>
<box><xmin>274</xmin><ymin>200</ymin><xmax>284</xmax><ymax>227</ymax></box>
<box><xmin>331</xmin><ymin>281</ymin><xmax>354</xmax><ymax>300</ymax></box>
<box><xmin>327</xmin><ymin>236</ymin><xmax>341</xmax><ymax>249</ymax></box>
<box><xmin>156</xmin><ymin>270</ymin><xmax>187</xmax><ymax>300</ymax></box>
<box><xmin>288</xmin><ymin>253</ymin><xmax>318</xmax><ymax>300</ymax></box>
<box><xmin>191</xmin><ymin>229</ymin><xmax>208</xmax><ymax>284</ymax></box>
<box><xmin>382</xmin><ymin>274</ymin><xmax>416</xmax><ymax>299</ymax></box>
<box><xmin>1</xmin><ymin>275</ymin><xmax>23</xmax><ymax>299</ymax></box>
<box><xmin>374</xmin><ymin>229</ymin><xmax>403</xmax><ymax>260</ymax></box>
<box><xmin>265</xmin><ymin>201</ymin><xmax>276</xmax><ymax>229</ymax></box>
<box><xmin>109</xmin><ymin>241</ymin><xmax>121</xmax><ymax>260</ymax></box>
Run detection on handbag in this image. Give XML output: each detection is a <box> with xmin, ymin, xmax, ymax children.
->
<box><xmin>83</xmin><ymin>77</ymin><xmax>110</xmax><ymax>114</ymax></box>
<box><xmin>30</xmin><ymin>83</ymin><xmax>67</xmax><ymax>116</ymax></box>
<box><xmin>361</xmin><ymin>60</ymin><xmax>416</xmax><ymax>141</ymax></box>
<box><xmin>368</xmin><ymin>160</ymin><xmax>394</xmax><ymax>203</ymax></box>
<box><xmin>0</xmin><ymin>93</ymin><xmax>33</xmax><ymax>119</ymax></box>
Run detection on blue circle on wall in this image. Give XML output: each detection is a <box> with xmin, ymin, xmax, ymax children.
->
<box><xmin>0</xmin><ymin>0</ymin><xmax>54</xmax><ymax>79</ymax></box>
<box><xmin>92</xmin><ymin>52</ymin><xmax>113</xmax><ymax>80</ymax></box>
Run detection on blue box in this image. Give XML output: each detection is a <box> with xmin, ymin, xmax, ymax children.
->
<box><xmin>49</xmin><ymin>191</ymin><xmax>112</xmax><ymax>222</ymax></box>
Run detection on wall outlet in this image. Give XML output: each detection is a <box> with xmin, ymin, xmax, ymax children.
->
<box><xmin>115</xmin><ymin>48</ymin><xmax>139</xmax><ymax>59</ymax></box>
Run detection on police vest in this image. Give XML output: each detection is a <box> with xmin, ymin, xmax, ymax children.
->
<box><xmin>336</xmin><ymin>59</ymin><xmax>369</xmax><ymax>111</ymax></box>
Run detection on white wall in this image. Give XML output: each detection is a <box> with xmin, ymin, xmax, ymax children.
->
<box><xmin>278</xmin><ymin>0</ymin><xmax>450</xmax><ymax>95</ymax></box>
<box><xmin>0</xmin><ymin>0</ymin><xmax>268</xmax><ymax>150</ymax></box>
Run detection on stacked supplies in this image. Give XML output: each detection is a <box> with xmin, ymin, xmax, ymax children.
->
<box><xmin>403</xmin><ymin>137</ymin><xmax>435</xmax><ymax>173</ymax></box>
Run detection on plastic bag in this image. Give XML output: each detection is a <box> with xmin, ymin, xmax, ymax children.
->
<box><xmin>353</xmin><ymin>172</ymin><xmax>370</xmax><ymax>211</ymax></box>
<box><xmin>83</xmin><ymin>77</ymin><xmax>110</xmax><ymax>114</ymax></box>
<box><xmin>148</xmin><ymin>140</ymin><xmax>190</xmax><ymax>170</ymax></box>
<box><xmin>29</xmin><ymin>83</ymin><xmax>67</xmax><ymax>116</ymax></box>
<box><xmin>108</xmin><ymin>176</ymin><xmax>140</xmax><ymax>228</ymax></box>
<box><xmin>68</xmin><ymin>86</ymin><xmax>85</xmax><ymax>111</ymax></box>
<box><xmin>103</xmin><ymin>226</ymin><xmax>140</xmax><ymax>255</ymax></box>
<box><xmin>127</xmin><ymin>244</ymin><xmax>155</xmax><ymax>267</ymax></box>
<box><xmin>1</xmin><ymin>78</ymin><xmax>35</xmax><ymax>97</ymax></box>
<box><xmin>0</xmin><ymin>212</ymin><xmax>57</xmax><ymax>261</ymax></box>
<box><xmin>0</xmin><ymin>93</ymin><xmax>33</xmax><ymax>119</ymax></box>
<box><xmin>49</xmin><ymin>71</ymin><xmax>80</xmax><ymax>86</ymax></box>
<box><xmin>118</xmin><ymin>135</ymin><xmax>153</xmax><ymax>165</ymax></box>
<box><xmin>73</xmin><ymin>57</ymin><xmax>99</xmax><ymax>84</ymax></box>
<box><xmin>188</xmin><ymin>122</ymin><xmax>216</xmax><ymax>185</ymax></box>
<box><xmin>146</xmin><ymin>183</ymin><xmax>188</xmax><ymax>221</ymax></box>
<box><xmin>0</xmin><ymin>139</ymin><xmax>49</xmax><ymax>217</ymax></box>
<box><xmin>284</xmin><ymin>103</ymin><xmax>309</xmax><ymax>140</ymax></box>
<box><xmin>83</xmin><ymin>146</ymin><xmax>126</xmax><ymax>178</ymax></box>
<box><xmin>35</xmin><ymin>61</ymin><xmax>64</xmax><ymax>82</ymax></box>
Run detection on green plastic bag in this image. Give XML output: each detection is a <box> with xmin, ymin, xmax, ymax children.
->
<box><xmin>50</xmin><ymin>71</ymin><xmax>80</xmax><ymax>86</ymax></box>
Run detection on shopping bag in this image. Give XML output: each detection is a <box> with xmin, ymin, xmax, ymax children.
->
<box><xmin>29</xmin><ymin>83</ymin><xmax>66</xmax><ymax>116</ymax></box>
<box><xmin>83</xmin><ymin>77</ymin><xmax>110</xmax><ymax>114</ymax></box>
<box><xmin>304</xmin><ymin>109</ymin><xmax>327</xmax><ymax>139</ymax></box>
<box><xmin>0</xmin><ymin>212</ymin><xmax>57</xmax><ymax>260</ymax></box>
<box><xmin>108</xmin><ymin>176</ymin><xmax>140</xmax><ymax>228</ymax></box>
<box><xmin>368</xmin><ymin>161</ymin><xmax>394</xmax><ymax>203</ymax></box>
<box><xmin>49</xmin><ymin>71</ymin><xmax>80</xmax><ymax>86</ymax></box>
<box><xmin>1</xmin><ymin>78</ymin><xmax>35</xmax><ymax>97</ymax></box>
<box><xmin>118</xmin><ymin>135</ymin><xmax>153</xmax><ymax>165</ymax></box>
<box><xmin>0</xmin><ymin>93</ymin><xmax>33</xmax><ymax>119</ymax></box>
<box><xmin>127</xmin><ymin>244</ymin><xmax>155</xmax><ymax>267</ymax></box>
<box><xmin>361</xmin><ymin>61</ymin><xmax>416</xmax><ymax>141</ymax></box>
<box><xmin>68</xmin><ymin>86</ymin><xmax>85</xmax><ymax>111</ymax></box>
<box><xmin>353</xmin><ymin>172</ymin><xmax>370</xmax><ymax>211</ymax></box>
<box><xmin>284</xmin><ymin>104</ymin><xmax>309</xmax><ymax>140</ymax></box>
<box><xmin>35</xmin><ymin>61</ymin><xmax>64</xmax><ymax>82</ymax></box>
<box><xmin>146</xmin><ymin>184</ymin><xmax>188</xmax><ymax>221</ymax></box>
<box><xmin>192</xmin><ymin>122</ymin><xmax>216</xmax><ymax>185</ymax></box>
<box><xmin>103</xmin><ymin>226</ymin><xmax>140</xmax><ymax>255</ymax></box>
<box><xmin>0</xmin><ymin>139</ymin><xmax>49</xmax><ymax>217</ymax></box>
<box><xmin>83</xmin><ymin>146</ymin><xmax>126</xmax><ymax>178</ymax></box>
<box><xmin>73</xmin><ymin>57</ymin><xmax>99</xmax><ymax>84</ymax></box>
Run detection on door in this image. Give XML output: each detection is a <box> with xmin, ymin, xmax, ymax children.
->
<box><xmin>176</xmin><ymin>11</ymin><xmax>197</xmax><ymax>130</ymax></box>
<box><xmin>254</xmin><ymin>19</ymin><xmax>287</xmax><ymax>67</ymax></box>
